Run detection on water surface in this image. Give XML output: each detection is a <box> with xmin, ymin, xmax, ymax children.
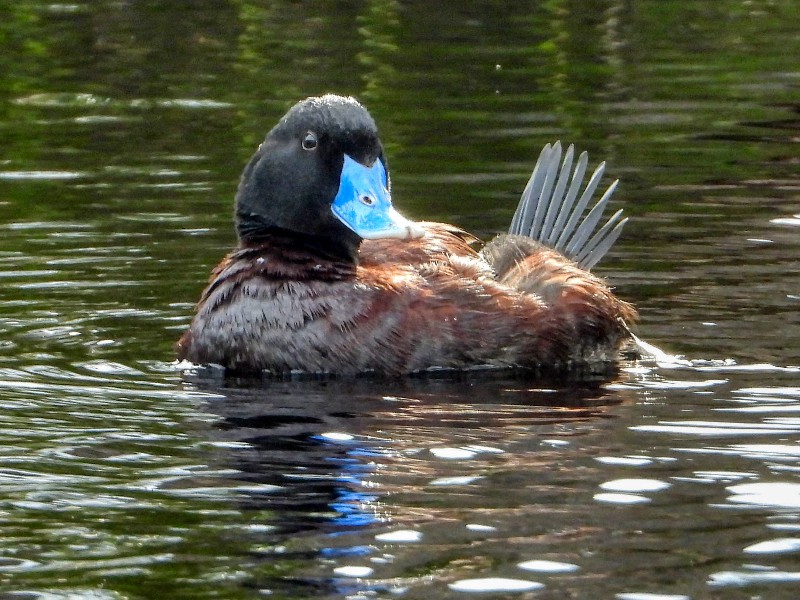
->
<box><xmin>0</xmin><ymin>1</ymin><xmax>799</xmax><ymax>598</ymax></box>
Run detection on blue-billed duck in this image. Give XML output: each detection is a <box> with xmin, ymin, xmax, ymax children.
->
<box><xmin>177</xmin><ymin>94</ymin><xmax>637</xmax><ymax>376</ymax></box>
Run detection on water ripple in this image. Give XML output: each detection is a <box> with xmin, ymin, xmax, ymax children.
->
<box><xmin>448</xmin><ymin>577</ymin><xmax>544</xmax><ymax>593</ymax></box>
<box><xmin>725</xmin><ymin>483</ymin><xmax>800</xmax><ymax>509</ymax></box>
<box><xmin>632</xmin><ymin>420</ymin><xmax>800</xmax><ymax>436</ymax></box>
<box><xmin>708</xmin><ymin>569</ymin><xmax>800</xmax><ymax>587</ymax></box>
<box><xmin>743</xmin><ymin>538</ymin><xmax>800</xmax><ymax>554</ymax></box>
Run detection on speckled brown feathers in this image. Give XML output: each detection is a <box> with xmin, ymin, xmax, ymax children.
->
<box><xmin>178</xmin><ymin>223</ymin><xmax>636</xmax><ymax>375</ymax></box>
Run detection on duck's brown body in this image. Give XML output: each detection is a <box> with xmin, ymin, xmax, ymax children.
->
<box><xmin>177</xmin><ymin>222</ymin><xmax>635</xmax><ymax>376</ymax></box>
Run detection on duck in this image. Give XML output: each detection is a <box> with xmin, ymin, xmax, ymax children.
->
<box><xmin>177</xmin><ymin>94</ymin><xmax>637</xmax><ymax>377</ymax></box>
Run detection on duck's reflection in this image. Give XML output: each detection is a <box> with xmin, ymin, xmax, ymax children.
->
<box><xmin>186</xmin><ymin>370</ymin><xmax>631</xmax><ymax>594</ymax></box>
<box><xmin>193</xmin><ymin>371</ymin><xmax>623</xmax><ymax>516</ymax></box>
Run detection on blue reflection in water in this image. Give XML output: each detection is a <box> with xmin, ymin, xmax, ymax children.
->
<box><xmin>312</xmin><ymin>434</ymin><xmax>385</xmax><ymax>531</ymax></box>
<box><xmin>320</xmin><ymin>545</ymin><xmax>373</xmax><ymax>558</ymax></box>
<box><xmin>329</xmin><ymin>489</ymin><xmax>380</xmax><ymax>529</ymax></box>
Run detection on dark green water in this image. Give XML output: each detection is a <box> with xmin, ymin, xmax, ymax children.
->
<box><xmin>1</xmin><ymin>1</ymin><xmax>799</xmax><ymax>599</ymax></box>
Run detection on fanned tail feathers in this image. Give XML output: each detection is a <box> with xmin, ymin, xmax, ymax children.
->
<box><xmin>509</xmin><ymin>141</ymin><xmax>627</xmax><ymax>270</ymax></box>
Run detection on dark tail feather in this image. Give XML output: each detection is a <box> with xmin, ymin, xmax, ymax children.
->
<box><xmin>509</xmin><ymin>141</ymin><xmax>626</xmax><ymax>269</ymax></box>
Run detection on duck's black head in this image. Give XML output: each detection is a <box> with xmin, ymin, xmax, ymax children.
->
<box><xmin>235</xmin><ymin>94</ymin><xmax>424</xmax><ymax>261</ymax></box>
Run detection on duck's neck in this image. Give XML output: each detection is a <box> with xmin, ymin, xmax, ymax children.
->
<box><xmin>235</xmin><ymin>207</ymin><xmax>363</xmax><ymax>264</ymax></box>
<box><xmin>236</xmin><ymin>224</ymin><xmax>361</xmax><ymax>265</ymax></box>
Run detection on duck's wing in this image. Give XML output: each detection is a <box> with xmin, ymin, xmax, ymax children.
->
<box><xmin>509</xmin><ymin>141</ymin><xmax>627</xmax><ymax>270</ymax></box>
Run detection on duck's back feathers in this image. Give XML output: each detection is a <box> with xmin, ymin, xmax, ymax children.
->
<box><xmin>361</xmin><ymin>221</ymin><xmax>479</xmax><ymax>267</ymax></box>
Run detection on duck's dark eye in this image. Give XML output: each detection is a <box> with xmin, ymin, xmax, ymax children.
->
<box><xmin>360</xmin><ymin>195</ymin><xmax>375</xmax><ymax>206</ymax></box>
<box><xmin>301</xmin><ymin>131</ymin><xmax>318</xmax><ymax>151</ymax></box>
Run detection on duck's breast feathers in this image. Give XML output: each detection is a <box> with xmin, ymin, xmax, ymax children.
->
<box><xmin>201</xmin><ymin>238</ymin><xmax>357</xmax><ymax>300</ymax></box>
